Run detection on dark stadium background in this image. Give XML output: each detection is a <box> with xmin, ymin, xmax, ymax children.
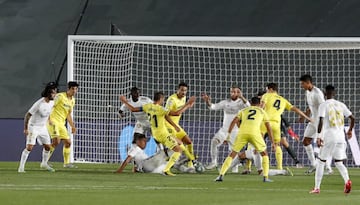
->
<box><xmin>1</xmin><ymin>0</ymin><xmax>360</xmax><ymax>161</ymax></box>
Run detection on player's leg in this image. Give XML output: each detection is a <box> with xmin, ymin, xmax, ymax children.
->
<box><xmin>250</xmin><ymin>134</ymin><xmax>272</xmax><ymax>182</ymax></box>
<box><xmin>271</xmin><ymin>122</ymin><xmax>283</xmax><ymax>170</ymax></box>
<box><xmin>324</xmin><ymin>156</ymin><xmax>333</xmax><ymax>175</ymax></box>
<box><xmin>162</xmin><ymin>136</ymin><xmax>183</xmax><ymax>176</ymax></box>
<box><xmin>228</xmin><ymin>127</ymin><xmax>240</xmax><ymax>173</ymax></box>
<box><xmin>38</xmin><ymin>127</ymin><xmax>55</xmax><ymax>172</ymax></box>
<box><xmin>47</xmin><ymin>123</ymin><xmax>60</xmax><ymax>160</ymax></box>
<box><xmin>281</xmin><ymin>135</ymin><xmax>301</xmax><ymax>166</ymax></box>
<box><xmin>19</xmin><ymin>126</ymin><xmax>38</xmax><ymax>172</ymax></box>
<box><xmin>207</xmin><ymin>129</ymin><xmax>226</xmax><ymax>169</ymax></box>
<box><xmin>303</xmin><ymin>124</ymin><xmax>317</xmax><ymax>173</ymax></box>
<box><xmin>181</xmin><ymin>135</ymin><xmax>195</xmax><ymax>167</ymax></box>
<box><xmin>311</xmin><ymin>142</ymin><xmax>333</xmax><ymax>193</ymax></box>
<box><xmin>333</xmin><ymin>142</ymin><xmax>351</xmax><ymax>193</ymax></box>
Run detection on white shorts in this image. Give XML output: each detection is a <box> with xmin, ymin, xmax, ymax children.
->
<box><xmin>319</xmin><ymin>142</ymin><xmax>347</xmax><ymax>160</ymax></box>
<box><xmin>244</xmin><ymin>145</ymin><xmax>256</xmax><ymax>160</ymax></box>
<box><xmin>133</xmin><ymin>122</ymin><xmax>151</xmax><ymax>135</ymax></box>
<box><xmin>141</xmin><ymin>151</ymin><xmax>168</xmax><ymax>173</ymax></box>
<box><xmin>26</xmin><ymin>125</ymin><xmax>51</xmax><ymax>145</ymax></box>
<box><xmin>304</xmin><ymin>123</ymin><xmax>317</xmax><ymax>139</ymax></box>
<box><xmin>214</xmin><ymin>127</ymin><xmax>238</xmax><ymax>145</ymax></box>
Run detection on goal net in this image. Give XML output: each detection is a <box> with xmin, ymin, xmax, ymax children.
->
<box><xmin>68</xmin><ymin>36</ymin><xmax>360</xmax><ymax>167</ymax></box>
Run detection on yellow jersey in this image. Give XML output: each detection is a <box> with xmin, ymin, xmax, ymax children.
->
<box><xmin>261</xmin><ymin>92</ymin><xmax>293</xmax><ymax>123</ymax></box>
<box><xmin>237</xmin><ymin>106</ymin><xmax>269</xmax><ymax>136</ymax></box>
<box><xmin>165</xmin><ymin>93</ymin><xmax>186</xmax><ymax>124</ymax></box>
<box><xmin>50</xmin><ymin>92</ymin><xmax>75</xmax><ymax>124</ymax></box>
<box><xmin>142</xmin><ymin>103</ymin><xmax>170</xmax><ymax>139</ymax></box>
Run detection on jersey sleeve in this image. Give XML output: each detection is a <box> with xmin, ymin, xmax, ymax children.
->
<box><xmin>283</xmin><ymin>98</ymin><xmax>293</xmax><ymax>111</ymax></box>
<box><xmin>145</xmin><ymin>97</ymin><xmax>153</xmax><ymax>104</ymax></box>
<box><xmin>263</xmin><ymin>111</ymin><xmax>270</xmax><ymax>122</ymax></box>
<box><xmin>341</xmin><ymin>103</ymin><xmax>352</xmax><ymax>118</ymax></box>
<box><xmin>120</xmin><ymin>103</ymin><xmax>127</xmax><ymax>112</ymax></box>
<box><xmin>209</xmin><ymin>100</ymin><xmax>225</xmax><ymax>111</ymax></box>
<box><xmin>237</xmin><ymin>110</ymin><xmax>243</xmax><ymax>119</ymax></box>
<box><xmin>127</xmin><ymin>146</ymin><xmax>141</xmax><ymax>157</ymax></box>
<box><xmin>165</xmin><ymin>97</ymin><xmax>176</xmax><ymax>111</ymax></box>
<box><xmin>316</xmin><ymin>91</ymin><xmax>325</xmax><ymax>104</ymax></box>
<box><xmin>317</xmin><ymin>102</ymin><xmax>326</xmax><ymax>118</ymax></box>
<box><xmin>53</xmin><ymin>93</ymin><xmax>63</xmax><ymax>107</ymax></box>
<box><xmin>28</xmin><ymin>100</ymin><xmax>40</xmax><ymax>115</ymax></box>
<box><xmin>243</xmin><ymin>100</ymin><xmax>251</xmax><ymax>107</ymax></box>
<box><xmin>160</xmin><ymin>106</ymin><xmax>170</xmax><ymax>116</ymax></box>
<box><xmin>260</xmin><ymin>93</ymin><xmax>268</xmax><ymax>105</ymax></box>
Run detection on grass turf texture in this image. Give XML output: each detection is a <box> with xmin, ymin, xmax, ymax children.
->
<box><xmin>0</xmin><ymin>162</ymin><xmax>359</xmax><ymax>205</ymax></box>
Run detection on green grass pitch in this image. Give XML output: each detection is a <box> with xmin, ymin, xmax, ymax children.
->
<box><xmin>0</xmin><ymin>162</ymin><xmax>359</xmax><ymax>205</ymax></box>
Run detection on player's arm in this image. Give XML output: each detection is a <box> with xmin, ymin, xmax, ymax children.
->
<box><xmin>115</xmin><ymin>155</ymin><xmax>133</xmax><ymax>173</ymax></box>
<box><xmin>67</xmin><ymin>111</ymin><xmax>76</xmax><ymax>134</ymax></box>
<box><xmin>346</xmin><ymin>115</ymin><xmax>355</xmax><ymax>139</ymax></box>
<box><xmin>228</xmin><ymin>116</ymin><xmax>240</xmax><ymax>133</ymax></box>
<box><xmin>298</xmin><ymin>108</ymin><xmax>311</xmax><ymax>123</ymax></box>
<box><xmin>23</xmin><ymin>112</ymin><xmax>32</xmax><ymax>136</ymax></box>
<box><xmin>118</xmin><ymin>104</ymin><xmax>126</xmax><ymax>118</ymax></box>
<box><xmin>165</xmin><ymin>114</ymin><xmax>180</xmax><ymax>132</ymax></box>
<box><xmin>168</xmin><ymin>96</ymin><xmax>196</xmax><ymax>116</ymax></box>
<box><xmin>291</xmin><ymin>106</ymin><xmax>313</xmax><ymax>122</ymax></box>
<box><xmin>201</xmin><ymin>93</ymin><xmax>212</xmax><ymax>107</ymax></box>
<box><xmin>119</xmin><ymin>96</ymin><xmax>142</xmax><ymax>112</ymax></box>
<box><xmin>281</xmin><ymin>116</ymin><xmax>299</xmax><ymax>141</ymax></box>
<box><xmin>238</xmin><ymin>90</ymin><xmax>249</xmax><ymax>105</ymax></box>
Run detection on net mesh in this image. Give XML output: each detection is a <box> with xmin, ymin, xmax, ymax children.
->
<box><xmin>69</xmin><ymin>37</ymin><xmax>360</xmax><ymax>167</ymax></box>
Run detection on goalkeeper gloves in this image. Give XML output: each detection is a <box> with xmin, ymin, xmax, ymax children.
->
<box><xmin>287</xmin><ymin>128</ymin><xmax>299</xmax><ymax>141</ymax></box>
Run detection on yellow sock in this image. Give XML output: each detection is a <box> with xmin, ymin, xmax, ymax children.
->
<box><xmin>48</xmin><ymin>146</ymin><xmax>55</xmax><ymax>161</ymax></box>
<box><xmin>262</xmin><ymin>155</ymin><xmax>270</xmax><ymax>178</ymax></box>
<box><xmin>220</xmin><ymin>156</ymin><xmax>233</xmax><ymax>176</ymax></box>
<box><xmin>245</xmin><ymin>159</ymin><xmax>252</xmax><ymax>171</ymax></box>
<box><xmin>164</xmin><ymin>152</ymin><xmax>181</xmax><ymax>172</ymax></box>
<box><xmin>63</xmin><ymin>147</ymin><xmax>71</xmax><ymax>165</ymax></box>
<box><xmin>179</xmin><ymin>144</ymin><xmax>194</xmax><ymax>161</ymax></box>
<box><xmin>275</xmin><ymin>146</ymin><xmax>283</xmax><ymax>170</ymax></box>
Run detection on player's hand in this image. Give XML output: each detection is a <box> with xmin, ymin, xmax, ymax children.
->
<box><xmin>271</xmin><ymin>143</ymin><xmax>277</xmax><ymax>151</ymax></box>
<box><xmin>316</xmin><ymin>138</ymin><xmax>323</xmax><ymax>147</ymax></box>
<box><xmin>201</xmin><ymin>93</ymin><xmax>210</xmax><ymax>102</ymax></box>
<box><xmin>119</xmin><ymin>95</ymin><xmax>127</xmax><ymax>103</ymax></box>
<box><xmin>71</xmin><ymin>126</ymin><xmax>76</xmax><ymax>134</ymax></box>
<box><xmin>287</xmin><ymin>128</ymin><xmax>299</xmax><ymax>142</ymax></box>
<box><xmin>187</xmin><ymin>96</ymin><xmax>196</xmax><ymax>107</ymax></box>
<box><xmin>346</xmin><ymin>130</ymin><xmax>353</xmax><ymax>139</ymax></box>
<box><xmin>23</xmin><ymin>129</ymin><xmax>29</xmax><ymax>136</ymax></box>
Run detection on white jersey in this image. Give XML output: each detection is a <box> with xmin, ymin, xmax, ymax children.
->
<box><xmin>318</xmin><ymin>99</ymin><xmax>352</xmax><ymax>143</ymax></box>
<box><xmin>209</xmin><ymin>98</ymin><xmax>250</xmax><ymax>130</ymax></box>
<box><xmin>306</xmin><ymin>86</ymin><xmax>325</xmax><ymax>121</ymax></box>
<box><xmin>120</xmin><ymin>96</ymin><xmax>153</xmax><ymax>127</ymax></box>
<box><xmin>28</xmin><ymin>98</ymin><xmax>54</xmax><ymax>127</ymax></box>
<box><xmin>127</xmin><ymin>144</ymin><xmax>149</xmax><ymax>171</ymax></box>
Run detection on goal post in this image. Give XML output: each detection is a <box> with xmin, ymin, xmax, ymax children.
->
<box><xmin>68</xmin><ymin>35</ymin><xmax>360</xmax><ymax>166</ymax></box>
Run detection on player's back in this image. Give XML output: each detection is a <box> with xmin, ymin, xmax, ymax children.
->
<box><xmin>121</xmin><ymin>96</ymin><xmax>152</xmax><ymax>126</ymax></box>
<box><xmin>238</xmin><ymin>106</ymin><xmax>268</xmax><ymax>136</ymax></box>
<box><xmin>143</xmin><ymin>103</ymin><xmax>169</xmax><ymax>138</ymax></box>
<box><xmin>320</xmin><ymin>99</ymin><xmax>351</xmax><ymax>132</ymax></box>
<box><xmin>306</xmin><ymin>86</ymin><xmax>325</xmax><ymax>118</ymax></box>
<box><xmin>165</xmin><ymin>93</ymin><xmax>186</xmax><ymax>124</ymax></box>
<box><xmin>50</xmin><ymin>92</ymin><xmax>75</xmax><ymax>123</ymax></box>
<box><xmin>261</xmin><ymin>92</ymin><xmax>292</xmax><ymax>123</ymax></box>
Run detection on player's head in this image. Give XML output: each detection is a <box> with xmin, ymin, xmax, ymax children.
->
<box><xmin>257</xmin><ymin>90</ymin><xmax>266</xmax><ymax>98</ymax></box>
<box><xmin>324</xmin><ymin>85</ymin><xmax>336</xmax><ymax>99</ymax></box>
<box><xmin>67</xmin><ymin>81</ymin><xmax>79</xmax><ymax>96</ymax></box>
<box><xmin>250</xmin><ymin>96</ymin><xmax>260</xmax><ymax>106</ymax></box>
<box><xmin>299</xmin><ymin>74</ymin><xmax>313</xmax><ymax>90</ymax></box>
<box><xmin>46</xmin><ymin>81</ymin><xmax>58</xmax><ymax>92</ymax></box>
<box><xmin>266</xmin><ymin>83</ymin><xmax>278</xmax><ymax>92</ymax></box>
<box><xmin>153</xmin><ymin>91</ymin><xmax>165</xmax><ymax>105</ymax></box>
<box><xmin>230</xmin><ymin>85</ymin><xmax>241</xmax><ymax>100</ymax></box>
<box><xmin>132</xmin><ymin>133</ymin><xmax>147</xmax><ymax>149</ymax></box>
<box><xmin>177</xmin><ymin>82</ymin><xmax>188</xmax><ymax>98</ymax></box>
<box><xmin>130</xmin><ymin>87</ymin><xmax>140</xmax><ymax>101</ymax></box>
<box><xmin>41</xmin><ymin>86</ymin><xmax>57</xmax><ymax>100</ymax></box>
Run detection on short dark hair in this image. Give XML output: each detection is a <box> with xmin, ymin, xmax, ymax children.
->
<box><xmin>231</xmin><ymin>84</ymin><xmax>241</xmax><ymax>90</ymax></box>
<box><xmin>153</xmin><ymin>91</ymin><xmax>164</xmax><ymax>101</ymax></box>
<box><xmin>250</xmin><ymin>96</ymin><xmax>260</xmax><ymax>105</ymax></box>
<box><xmin>130</xmin><ymin>87</ymin><xmax>140</xmax><ymax>93</ymax></box>
<box><xmin>41</xmin><ymin>87</ymin><xmax>55</xmax><ymax>98</ymax></box>
<box><xmin>266</xmin><ymin>83</ymin><xmax>278</xmax><ymax>92</ymax></box>
<box><xmin>132</xmin><ymin>133</ymin><xmax>146</xmax><ymax>144</ymax></box>
<box><xmin>68</xmin><ymin>81</ymin><xmax>79</xmax><ymax>89</ymax></box>
<box><xmin>299</xmin><ymin>74</ymin><xmax>313</xmax><ymax>83</ymax></box>
<box><xmin>325</xmin><ymin>85</ymin><xmax>335</xmax><ymax>92</ymax></box>
<box><xmin>178</xmin><ymin>82</ymin><xmax>188</xmax><ymax>88</ymax></box>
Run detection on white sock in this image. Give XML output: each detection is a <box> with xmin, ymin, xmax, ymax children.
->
<box><xmin>335</xmin><ymin>161</ymin><xmax>349</xmax><ymax>183</ymax></box>
<box><xmin>315</xmin><ymin>160</ymin><xmax>325</xmax><ymax>189</ymax></box>
<box><xmin>19</xmin><ymin>149</ymin><xmax>30</xmax><ymax>170</ymax></box>
<box><xmin>253</xmin><ymin>153</ymin><xmax>263</xmax><ymax>171</ymax></box>
<box><xmin>268</xmin><ymin>169</ymin><xmax>286</xmax><ymax>176</ymax></box>
<box><xmin>42</xmin><ymin>149</ymin><xmax>50</xmax><ymax>165</ymax></box>
<box><xmin>326</xmin><ymin>157</ymin><xmax>332</xmax><ymax>170</ymax></box>
<box><xmin>304</xmin><ymin>145</ymin><xmax>316</xmax><ymax>166</ymax></box>
<box><xmin>210</xmin><ymin>138</ymin><xmax>221</xmax><ymax>165</ymax></box>
<box><xmin>229</xmin><ymin>155</ymin><xmax>240</xmax><ymax>169</ymax></box>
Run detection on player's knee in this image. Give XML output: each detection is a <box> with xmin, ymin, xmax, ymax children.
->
<box><xmin>173</xmin><ymin>146</ymin><xmax>182</xmax><ymax>153</ymax></box>
<box><xmin>26</xmin><ymin>145</ymin><xmax>33</xmax><ymax>151</ymax></box>
<box><xmin>260</xmin><ymin>151</ymin><xmax>268</xmax><ymax>156</ymax></box>
<box><xmin>303</xmin><ymin>138</ymin><xmax>311</xmax><ymax>146</ymax></box>
<box><xmin>43</xmin><ymin>144</ymin><xmax>51</xmax><ymax>151</ymax></box>
<box><xmin>183</xmin><ymin>136</ymin><xmax>192</xmax><ymax>145</ymax></box>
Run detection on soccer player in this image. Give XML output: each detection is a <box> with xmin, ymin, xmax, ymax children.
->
<box><xmin>47</xmin><ymin>81</ymin><xmax>79</xmax><ymax>168</ymax></box>
<box><xmin>165</xmin><ymin>82</ymin><xmax>197</xmax><ymax>168</ymax></box>
<box><xmin>310</xmin><ymin>85</ymin><xmax>354</xmax><ymax>194</ymax></box>
<box><xmin>261</xmin><ymin>83</ymin><xmax>311</xmax><ymax>171</ymax></box>
<box><xmin>116</xmin><ymin>133</ymin><xmax>192</xmax><ymax>174</ymax></box>
<box><xmin>18</xmin><ymin>84</ymin><xmax>57</xmax><ymax>173</ymax></box>
<box><xmin>119</xmin><ymin>87</ymin><xmax>153</xmax><ymax>138</ymax></box>
<box><xmin>299</xmin><ymin>74</ymin><xmax>325</xmax><ymax>173</ymax></box>
<box><xmin>215</xmin><ymin>97</ymin><xmax>275</xmax><ymax>182</ymax></box>
<box><xmin>119</xmin><ymin>92</ymin><xmax>196</xmax><ymax>176</ymax></box>
<box><xmin>201</xmin><ymin>85</ymin><xmax>250</xmax><ymax>170</ymax></box>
